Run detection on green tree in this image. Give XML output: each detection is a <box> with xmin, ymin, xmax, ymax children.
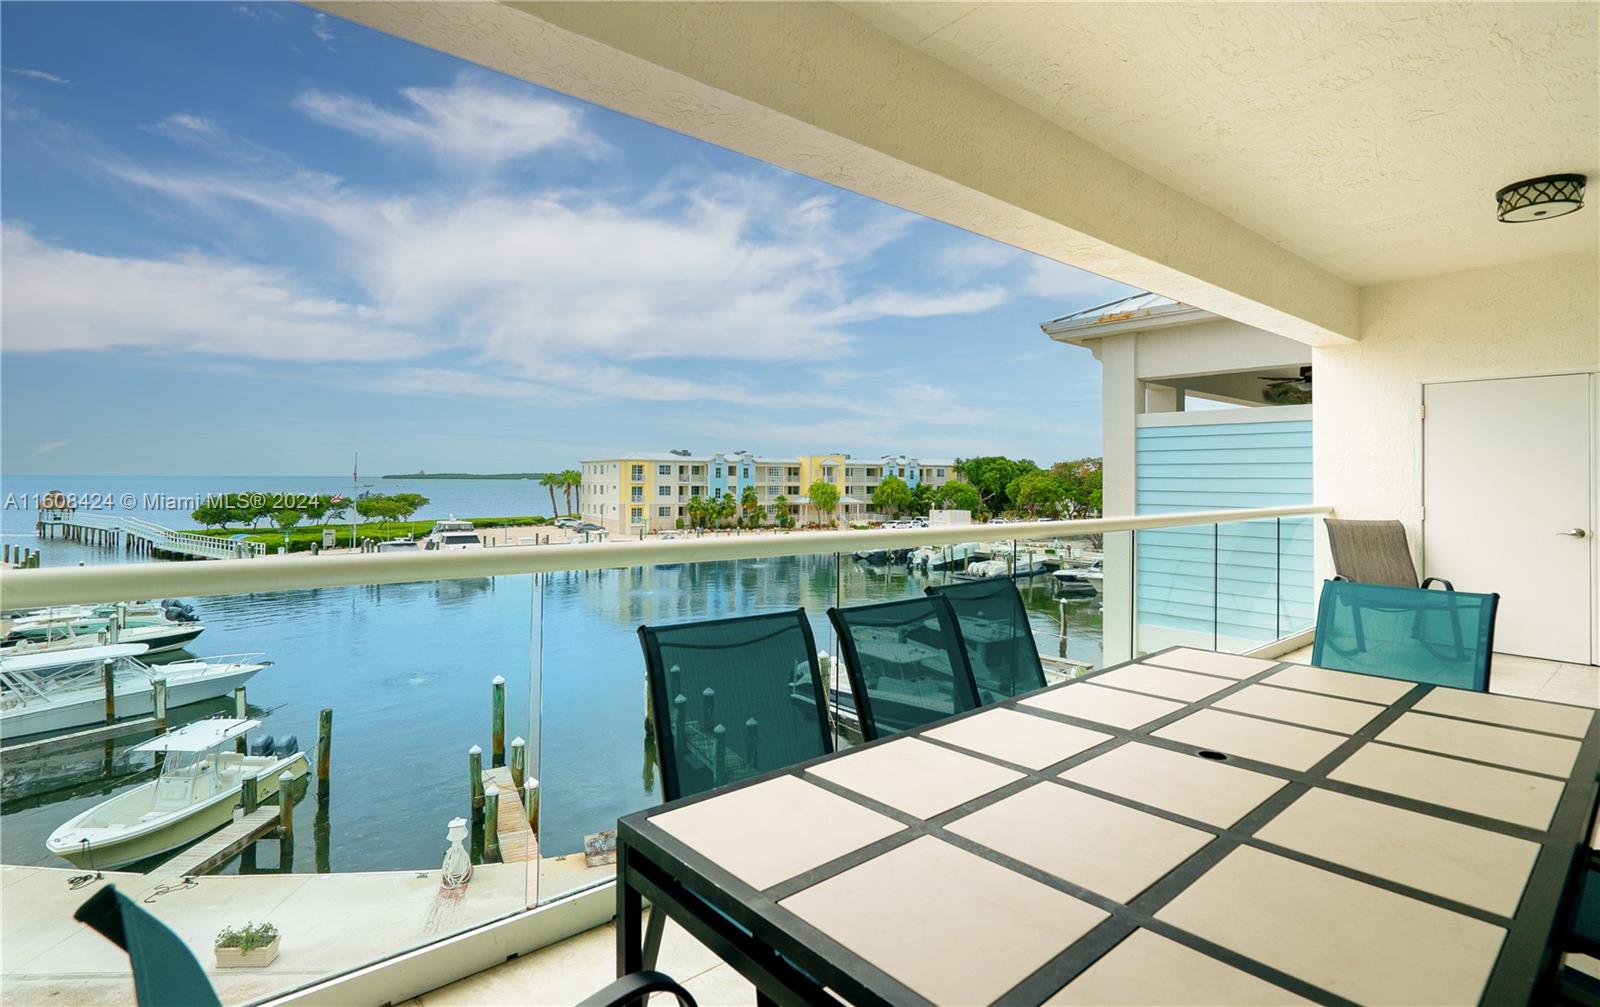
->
<box><xmin>1007</xmin><ymin>470</ymin><xmax>1072</xmax><ymax>517</ymax></box>
<box><xmin>191</xmin><ymin>500</ymin><xmax>230</xmax><ymax>530</ymax></box>
<box><xmin>908</xmin><ymin>482</ymin><xmax>934</xmax><ymax>517</ymax></box>
<box><xmin>391</xmin><ymin>493</ymin><xmax>430</xmax><ymax>523</ymax></box>
<box><xmin>560</xmin><ymin>469</ymin><xmax>583</xmax><ymax>517</ymax></box>
<box><xmin>686</xmin><ymin>495</ymin><xmax>708</xmax><ymax>530</ymax></box>
<box><xmin>871</xmin><ymin>475</ymin><xmax>913</xmax><ymax>518</ymax></box>
<box><xmin>1048</xmin><ymin>457</ymin><xmax>1103</xmax><ymax>518</ymax></box>
<box><xmin>954</xmin><ymin>456</ymin><xmax>1039</xmax><ymax>513</ymax></box>
<box><xmin>540</xmin><ymin>472</ymin><xmax>562</xmax><ymax>518</ymax></box>
<box><xmin>740</xmin><ymin>485</ymin><xmax>761</xmax><ymax>527</ymax></box>
<box><xmin>715</xmin><ymin>494</ymin><xmax>737</xmax><ymax>529</ymax></box>
<box><xmin>807</xmin><ymin>480</ymin><xmax>840</xmax><ymax>527</ymax></box>
<box><xmin>302</xmin><ymin>495</ymin><xmax>332</xmax><ymax>530</ymax></box>
<box><xmin>772</xmin><ymin>495</ymin><xmax>793</xmax><ymax>529</ymax></box>
<box><xmin>271</xmin><ymin>507</ymin><xmax>303</xmax><ymax>543</ymax></box>
<box><xmin>931</xmin><ymin>480</ymin><xmax>982</xmax><ymax>514</ymax></box>
<box><xmin>323</xmin><ymin>495</ymin><xmax>349</xmax><ymax>527</ymax></box>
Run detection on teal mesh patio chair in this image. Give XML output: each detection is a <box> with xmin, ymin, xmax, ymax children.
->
<box><xmin>926</xmin><ymin>577</ymin><xmax>1048</xmax><ymax>702</ymax></box>
<box><xmin>827</xmin><ymin>595</ymin><xmax>980</xmax><ymax>741</ymax></box>
<box><xmin>1311</xmin><ymin>579</ymin><xmax>1498</xmax><ymax>690</ymax></box>
<box><xmin>76</xmin><ymin>884</ymin><xmax>696</xmax><ymax>1007</ymax></box>
<box><xmin>638</xmin><ymin>608</ymin><xmax>832</xmax><ymax>803</ymax></box>
<box><xmin>636</xmin><ymin>608</ymin><xmax>832</xmax><ymax>972</ymax></box>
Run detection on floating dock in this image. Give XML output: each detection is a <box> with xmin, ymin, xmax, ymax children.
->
<box><xmin>481</xmin><ymin>766</ymin><xmax>538</xmax><ymax>863</ymax></box>
<box><xmin>151</xmin><ymin>806</ymin><xmax>282</xmax><ymax>878</ymax></box>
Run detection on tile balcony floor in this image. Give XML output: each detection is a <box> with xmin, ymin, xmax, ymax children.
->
<box><xmin>410</xmin><ymin>652</ymin><xmax>1599</xmax><ymax>1007</ymax></box>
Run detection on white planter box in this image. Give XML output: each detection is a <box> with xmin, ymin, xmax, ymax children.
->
<box><xmin>214</xmin><ymin>935</ymin><xmax>280</xmax><ymax>968</ymax></box>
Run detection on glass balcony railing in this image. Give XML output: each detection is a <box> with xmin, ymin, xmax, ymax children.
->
<box><xmin>0</xmin><ymin>504</ymin><xmax>1326</xmax><ymax>1003</ymax></box>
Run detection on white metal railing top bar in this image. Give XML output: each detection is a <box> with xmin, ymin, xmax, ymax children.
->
<box><xmin>0</xmin><ymin>504</ymin><xmax>1332</xmax><ymax>609</ymax></box>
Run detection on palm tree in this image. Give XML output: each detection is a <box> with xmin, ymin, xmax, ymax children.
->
<box><xmin>540</xmin><ymin>472</ymin><xmax>562</xmax><ymax>518</ymax></box>
<box><xmin>740</xmin><ymin>485</ymin><xmax>761</xmax><ymax>528</ymax></box>
<box><xmin>559</xmin><ymin>469</ymin><xmax>582</xmax><ymax>518</ymax></box>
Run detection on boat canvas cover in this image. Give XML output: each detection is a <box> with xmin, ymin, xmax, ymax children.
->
<box><xmin>0</xmin><ymin>643</ymin><xmax>150</xmax><ymax>674</ymax></box>
<box><xmin>133</xmin><ymin>718</ymin><xmax>260</xmax><ymax>753</ymax></box>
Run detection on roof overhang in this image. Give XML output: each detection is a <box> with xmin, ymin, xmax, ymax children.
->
<box><xmin>1042</xmin><ymin>301</ymin><xmax>1216</xmax><ymax>346</ymax></box>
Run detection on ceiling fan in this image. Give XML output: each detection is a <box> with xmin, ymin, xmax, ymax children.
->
<box><xmin>1257</xmin><ymin>365</ymin><xmax>1312</xmax><ymax>405</ymax></box>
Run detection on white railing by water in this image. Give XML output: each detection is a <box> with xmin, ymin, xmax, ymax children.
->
<box><xmin>36</xmin><ymin>510</ymin><xmax>267</xmax><ymax>562</ymax></box>
<box><xmin>2</xmin><ymin>504</ymin><xmax>1331</xmax><ymax>609</ymax></box>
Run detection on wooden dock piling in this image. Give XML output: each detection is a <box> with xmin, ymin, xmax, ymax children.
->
<box><xmin>316</xmin><ymin>708</ymin><xmax>333</xmax><ymax>798</ymax></box>
<box><xmin>242</xmin><ymin>774</ymin><xmax>260</xmax><ymax>815</ymax></box>
<box><xmin>468</xmin><ymin>745</ymin><xmax>484</xmax><ymax>815</ymax></box>
<box><xmin>102</xmin><ymin>660</ymin><xmax>116</xmax><ymax>724</ymax></box>
<box><xmin>151</xmin><ymin>677</ymin><xmax>169</xmax><ymax>733</ymax></box>
<box><xmin>490</xmin><ymin>675</ymin><xmax>506</xmax><ymax>768</ymax></box>
<box><xmin>524</xmin><ymin>778</ymin><xmax>539</xmax><ymax>834</ymax></box>
<box><xmin>509</xmin><ymin>736</ymin><xmax>526</xmax><ymax>789</ymax></box>
<box><xmin>278</xmin><ymin>772</ymin><xmax>295</xmax><ymax>841</ymax></box>
<box><xmin>484</xmin><ymin>784</ymin><xmax>501</xmax><ymax>861</ymax></box>
<box><xmin>234</xmin><ymin>686</ymin><xmax>248</xmax><ymax>753</ymax></box>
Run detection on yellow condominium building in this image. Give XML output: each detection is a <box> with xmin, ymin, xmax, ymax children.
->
<box><xmin>579</xmin><ymin>451</ymin><xmax>955</xmax><ymax>534</ymax></box>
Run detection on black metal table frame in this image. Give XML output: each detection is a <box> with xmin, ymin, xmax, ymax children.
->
<box><xmin>617</xmin><ymin>647</ymin><xmax>1600</xmax><ymax>1006</ymax></box>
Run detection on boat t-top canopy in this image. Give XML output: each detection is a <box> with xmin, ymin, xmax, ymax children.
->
<box><xmin>0</xmin><ymin>643</ymin><xmax>150</xmax><ymax>674</ymax></box>
<box><xmin>133</xmin><ymin>717</ymin><xmax>260</xmax><ymax>754</ymax></box>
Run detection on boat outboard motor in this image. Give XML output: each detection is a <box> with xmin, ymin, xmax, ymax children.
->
<box><xmin>250</xmin><ymin>735</ymin><xmax>275</xmax><ymax>757</ymax></box>
<box><xmin>273</xmin><ymin>735</ymin><xmax>299</xmax><ymax>758</ymax></box>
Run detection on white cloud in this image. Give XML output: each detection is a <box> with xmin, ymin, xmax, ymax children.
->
<box><xmin>34</xmin><ymin>439</ymin><xmax>69</xmax><ymax>456</ymax></box>
<box><xmin>310</xmin><ymin>13</ymin><xmax>334</xmax><ymax>46</ymax></box>
<box><xmin>1019</xmin><ymin>256</ymin><xmax>1135</xmax><ymax>304</ymax></box>
<box><xmin>153</xmin><ymin>113</ymin><xmax>220</xmax><ymax>139</ymax></box>
<box><xmin>0</xmin><ymin>225</ymin><xmax>426</xmax><ymax>361</ymax></box>
<box><xmin>9</xmin><ymin>76</ymin><xmax>1037</xmax><ymax>415</ymax></box>
<box><xmin>295</xmin><ymin>76</ymin><xmax>607</xmax><ymax>169</ymax></box>
<box><xmin>6</xmin><ymin>67</ymin><xmax>69</xmax><ymax>85</ymax></box>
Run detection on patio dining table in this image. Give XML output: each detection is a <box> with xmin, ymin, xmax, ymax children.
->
<box><xmin>616</xmin><ymin>646</ymin><xmax>1600</xmax><ymax>1006</ymax></box>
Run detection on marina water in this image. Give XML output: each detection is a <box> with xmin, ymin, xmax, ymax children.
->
<box><xmin>0</xmin><ymin>475</ymin><xmax>1103</xmax><ymax>875</ymax></box>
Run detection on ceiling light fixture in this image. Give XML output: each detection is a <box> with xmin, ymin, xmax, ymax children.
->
<box><xmin>1495</xmin><ymin>173</ymin><xmax>1586</xmax><ymax>223</ymax></box>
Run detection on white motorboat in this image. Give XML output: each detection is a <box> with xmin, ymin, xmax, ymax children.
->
<box><xmin>1053</xmin><ymin>560</ymin><xmax>1104</xmax><ymax>596</ymax></box>
<box><xmin>910</xmin><ymin>542</ymin><xmax>979</xmax><ymax>572</ymax></box>
<box><xmin>47</xmin><ymin>718</ymin><xmax>308</xmax><ymax>869</ymax></box>
<box><xmin>423</xmin><ymin>516</ymin><xmax>483</xmax><ymax>551</ymax></box>
<box><xmin>0</xmin><ymin>646</ymin><xmax>268</xmax><ymax>741</ymax></box>
<box><xmin>2</xmin><ymin>602</ymin><xmax>204</xmax><ymax>657</ymax></box>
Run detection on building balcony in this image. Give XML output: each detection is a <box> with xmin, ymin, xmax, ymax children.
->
<box><xmin>1</xmin><ymin>506</ymin><xmax>1595</xmax><ymax>1005</ymax></box>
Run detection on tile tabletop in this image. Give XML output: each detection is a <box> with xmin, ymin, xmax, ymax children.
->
<box><xmin>779</xmin><ymin>835</ymin><xmax>1108</xmax><ymax>1006</ymax></box>
<box><xmin>1019</xmin><ymin>681</ymin><xmax>1185</xmax><ymax>730</ymax></box>
<box><xmin>923</xmin><ymin>706</ymin><xmax>1113</xmax><ymax>770</ymax></box>
<box><xmin>623</xmin><ymin>648</ymin><xmax>1600</xmax><ymax>1006</ymax></box>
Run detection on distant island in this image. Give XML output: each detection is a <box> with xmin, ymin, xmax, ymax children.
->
<box><xmin>381</xmin><ymin>472</ymin><xmax>551</xmax><ymax>480</ymax></box>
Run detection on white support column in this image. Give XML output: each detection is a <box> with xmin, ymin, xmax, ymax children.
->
<box><xmin>1099</xmin><ymin>335</ymin><xmax>1138</xmax><ymax>665</ymax></box>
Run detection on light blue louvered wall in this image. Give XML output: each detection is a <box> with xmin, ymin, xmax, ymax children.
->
<box><xmin>1135</xmin><ymin>415</ymin><xmax>1314</xmax><ymax>650</ymax></box>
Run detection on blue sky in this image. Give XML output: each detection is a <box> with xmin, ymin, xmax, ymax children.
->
<box><xmin>1</xmin><ymin>2</ymin><xmax>1131</xmax><ymax>476</ymax></box>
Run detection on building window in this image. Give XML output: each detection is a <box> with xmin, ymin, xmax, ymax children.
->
<box><xmin>631</xmin><ymin>464</ymin><xmax>644</xmax><ymax>481</ymax></box>
<box><xmin>786</xmin><ymin>485</ymin><xmax>800</xmax><ymax>495</ymax></box>
<box><xmin>631</xmin><ymin>487</ymin><xmax>643</xmax><ymax>502</ymax></box>
<box><xmin>658</xmin><ymin>506</ymin><xmax>671</xmax><ymax>518</ymax></box>
<box><xmin>630</xmin><ymin>507</ymin><xmax>643</xmax><ymax>524</ymax></box>
<box><xmin>937</xmin><ymin>468</ymin><xmax>946</xmax><ymax>478</ymax></box>
<box><xmin>714</xmin><ymin>466</ymin><xmax>722</xmax><ymax>478</ymax></box>
<box><xmin>657</xmin><ymin>485</ymin><xmax>671</xmax><ymax>497</ymax></box>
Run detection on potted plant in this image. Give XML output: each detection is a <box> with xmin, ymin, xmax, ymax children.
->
<box><xmin>214</xmin><ymin>921</ymin><xmax>279</xmax><ymax>968</ymax></box>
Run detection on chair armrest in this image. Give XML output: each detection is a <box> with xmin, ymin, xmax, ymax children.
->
<box><xmin>1421</xmin><ymin>577</ymin><xmax>1454</xmax><ymax>591</ymax></box>
<box><xmin>577</xmin><ymin>971</ymin><xmax>698</xmax><ymax>1007</ymax></box>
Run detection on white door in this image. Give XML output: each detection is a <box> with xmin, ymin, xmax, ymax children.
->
<box><xmin>1423</xmin><ymin>374</ymin><xmax>1595</xmax><ymax>664</ymax></box>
